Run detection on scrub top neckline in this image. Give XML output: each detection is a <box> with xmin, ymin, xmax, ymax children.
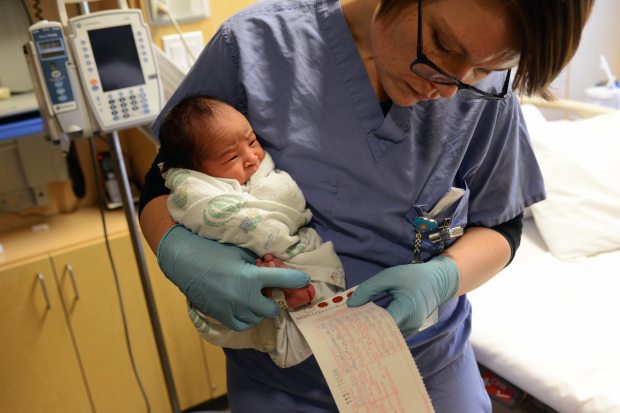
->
<box><xmin>317</xmin><ymin>0</ymin><xmax>405</xmax><ymax>135</ymax></box>
<box><xmin>380</xmin><ymin>100</ymin><xmax>393</xmax><ymax>117</ymax></box>
<box><xmin>317</xmin><ymin>0</ymin><xmax>414</xmax><ymax>150</ymax></box>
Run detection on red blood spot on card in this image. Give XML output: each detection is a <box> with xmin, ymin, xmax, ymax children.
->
<box><xmin>317</xmin><ymin>302</ymin><xmax>328</xmax><ymax>308</ymax></box>
<box><xmin>332</xmin><ymin>296</ymin><xmax>344</xmax><ymax>303</ymax></box>
<box><xmin>347</xmin><ymin>291</ymin><xmax>353</xmax><ymax>298</ymax></box>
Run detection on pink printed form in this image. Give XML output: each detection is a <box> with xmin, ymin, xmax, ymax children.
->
<box><xmin>289</xmin><ymin>288</ymin><xmax>434</xmax><ymax>413</ymax></box>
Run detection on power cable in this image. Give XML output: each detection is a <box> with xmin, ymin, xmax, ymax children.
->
<box><xmin>157</xmin><ymin>1</ymin><xmax>197</xmax><ymax>64</ymax></box>
<box><xmin>30</xmin><ymin>0</ymin><xmax>44</xmax><ymax>21</ymax></box>
<box><xmin>87</xmin><ymin>136</ymin><xmax>151</xmax><ymax>413</ymax></box>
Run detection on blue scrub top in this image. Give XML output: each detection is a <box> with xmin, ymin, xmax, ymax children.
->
<box><xmin>152</xmin><ymin>0</ymin><xmax>545</xmax><ymax>405</ymax></box>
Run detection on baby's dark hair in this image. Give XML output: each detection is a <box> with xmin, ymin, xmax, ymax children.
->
<box><xmin>158</xmin><ymin>95</ymin><xmax>224</xmax><ymax>171</ymax></box>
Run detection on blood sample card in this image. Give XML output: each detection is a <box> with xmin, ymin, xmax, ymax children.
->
<box><xmin>289</xmin><ymin>288</ymin><xmax>435</xmax><ymax>413</ymax></box>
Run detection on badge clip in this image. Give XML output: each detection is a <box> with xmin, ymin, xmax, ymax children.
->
<box><xmin>429</xmin><ymin>226</ymin><xmax>464</xmax><ymax>243</ymax></box>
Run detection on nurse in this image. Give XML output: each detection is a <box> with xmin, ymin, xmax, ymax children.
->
<box><xmin>139</xmin><ymin>0</ymin><xmax>594</xmax><ymax>411</ymax></box>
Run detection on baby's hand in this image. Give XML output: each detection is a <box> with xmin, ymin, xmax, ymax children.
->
<box><xmin>258</xmin><ymin>254</ymin><xmax>315</xmax><ymax>309</ymax></box>
<box><xmin>256</xmin><ymin>253</ymin><xmax>286</xmax><ymax>268</ymax></box>
<box><xmin>279</xmin><ymin>283</ymin><xmax>316</xmax><ymax>309</ymax></box>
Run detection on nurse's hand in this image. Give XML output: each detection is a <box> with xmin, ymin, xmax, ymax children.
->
<box><xmin>157</xmin><ymin>225</ymin><xmax>311</xmax><ymax>331</ymax></box>
<box><xmin>347</xmin><ymin>256</ymin><xmax>460</xmax><ymax>335</ymax></box>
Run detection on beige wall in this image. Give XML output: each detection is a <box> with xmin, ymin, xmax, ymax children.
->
<box><xmin>550</xmin><ymin>0</ymin><xmax>620</xmax><ymax>101</ymax></box>
<box><xmin>135</xmin><ymin>0</ymin><xmax>256</xmax><ymax>48</ymax></box>
<box><xmin>24</xmin><ymin>0</ymin><xmax>255</xmax><ymax>38</ymax></box>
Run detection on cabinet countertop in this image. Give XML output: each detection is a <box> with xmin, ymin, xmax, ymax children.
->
<box><xmin>0</xmin><ymin>208</ymin><xmax>131</xmax><ymax>268</ymax></box>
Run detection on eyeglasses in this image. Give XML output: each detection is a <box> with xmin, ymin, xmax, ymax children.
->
<box><xmin>409</xmin><ymin>0</ymin><xmax>511</xmax><ymax>100</ymax></box>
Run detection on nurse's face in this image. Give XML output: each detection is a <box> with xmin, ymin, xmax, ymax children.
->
<box><xmin>370</xmin><ymin>0</ymin><xmax>520</xmax><ymax>106</ymax></box>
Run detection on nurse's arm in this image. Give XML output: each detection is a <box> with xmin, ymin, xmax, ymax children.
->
<box><xmin>140</xmin><ymin>195</ymin><xmax>176</xmax><ymax>254</ymax></box>
<box><xmin>441</xmin><ymin>226</ymin><xmax>511</xmax><ymax>296</ymax></box>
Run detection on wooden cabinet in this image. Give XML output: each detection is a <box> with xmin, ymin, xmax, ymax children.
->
<box><xmin>0</xmin><ymin>257</ymin><xmax>92</xmax><ymax>413</ymax></box>
<box><xmin>50</xmin><ymin>235</ymin><xmax>169</xmax><ymax>413</ymax></box>
<box><xmin>0</xmin><ymin>209</ymin><xmax>227</xmax><ymax>413</ymax></box>
<box><xmin>143</xmin><ymin>244</ymin><xmax>226</xmax><ymax>409</ymax></box>
<box><xmin>201</xmin><ymin>341</ymin><xmax>227</xmax><ymax>399</ymax></box>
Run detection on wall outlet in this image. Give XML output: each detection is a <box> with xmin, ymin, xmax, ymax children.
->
<box><xmin>148</xmin><ymin>0</ymin><xmax>210</xmax><ymax>26</ymax></box>
<box><xmin>162</xmin><ymin>31</ymin><xmax>204</xmax><ymax>73</ymax></box>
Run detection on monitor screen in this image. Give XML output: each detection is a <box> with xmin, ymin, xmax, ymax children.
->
<box><xmin>38</xmin><ymin>39</ymin><xmax>62</xmax><ymax>51</ymax></box>
<box><xmin>88</xmin><ymin>24</ymin><xmax>145</xmax><ymax>92</ymax></box>
<box><xmin>40</xmin><ymin>50</ymin><xmax>66</xmax><ymax>59</ymax></box>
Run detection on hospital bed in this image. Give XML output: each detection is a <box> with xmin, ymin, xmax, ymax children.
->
<box><xmin>469</xmin><ymin>97</ymin><xmax>620</xmax><ymax>412</ymax></box>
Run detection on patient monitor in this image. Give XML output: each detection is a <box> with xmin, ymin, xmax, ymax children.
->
<box><xmin>68</xmin><ymin>10</ymin><xmax>163</xmax><ymax>133</ymax></box>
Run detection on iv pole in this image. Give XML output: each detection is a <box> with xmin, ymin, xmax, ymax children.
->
<box><xmin>69</xmin><ymin>1</ymin><xmax>181</xmax><ymax>412</ymax></box>
<box><xmin>107</xmin><ymin>131</ymin><xmax>181</xmax><ymax>413</ymax></box>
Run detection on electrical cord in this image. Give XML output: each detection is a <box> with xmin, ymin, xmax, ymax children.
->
<box><xmin>30</xmin><ymin>0</ymin><xmax>44</xmax><ymax>21</ymax></box>
<box><xmin>87</xmin><ymin>135</ymin><xmax>151</xmax><ymax>413</ymax></box>
<box><xmin>67</xmin><ymin>142</ymin><xmax>86</xmax><ymax>198</ymax></box>
<box><xmin>156</xmin><ymin>1</ymin><xmax>197</xmax><ymax>64</ymax></box>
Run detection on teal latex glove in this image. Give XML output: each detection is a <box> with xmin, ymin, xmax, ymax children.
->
<box><xmin>157</xmin><ymin>225</ymin><xmax>311</xmax><ymax>331</ymax></box>
<box><xmin>347</xmin><ymin>256</ymin><xmax>460</xmax><ymax>335</ymax></box>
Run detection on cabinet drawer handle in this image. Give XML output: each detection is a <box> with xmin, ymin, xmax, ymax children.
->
<box><xmin>65</xmin><ymin>264</ymin><xmax>80</xmax><ymax>300</ymax></box>
<box><xmin>36</xmin><ymin>272</ymin><xmax>51</xmax><ymax>309</ymax></box>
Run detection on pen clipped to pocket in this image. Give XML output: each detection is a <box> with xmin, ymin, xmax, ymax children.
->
<box><xmin>412</xmin><ymin>187</ymin><xmax>467</xmax><ymax>263</ymax></box>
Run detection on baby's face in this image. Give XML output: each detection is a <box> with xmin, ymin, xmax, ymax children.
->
<box><xmin>199</xmin><ymin>104</ymin><xmax>265</xmax><ymax>184</ymax></box>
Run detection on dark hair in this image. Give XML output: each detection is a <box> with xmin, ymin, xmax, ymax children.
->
<box><xmin>158</xmin><ymin>96</ymin><xmax>223</xmax><ymax>171</ymax></box>
<box><xmin>376</xmin><ymin>0</ymin><xmax>595</xmax><ymax>99</ymax></box>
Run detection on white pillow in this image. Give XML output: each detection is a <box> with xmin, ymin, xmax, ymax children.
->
<box><xmin>521</xmin><ymin>104</ymin><xmax>620</xmax><ymax>261</ymax></box>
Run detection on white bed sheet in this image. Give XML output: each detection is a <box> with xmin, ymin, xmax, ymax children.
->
<box><xmin>469</xmin><ymin>219</ymin><xmax>620</xmax><ymax>413</ymax></box>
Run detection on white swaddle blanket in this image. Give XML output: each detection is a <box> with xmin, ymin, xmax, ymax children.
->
<box><xmin>163</xmin><ymin>153</ymin><xmax>345</xmax><ymax>367</ymax></box>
